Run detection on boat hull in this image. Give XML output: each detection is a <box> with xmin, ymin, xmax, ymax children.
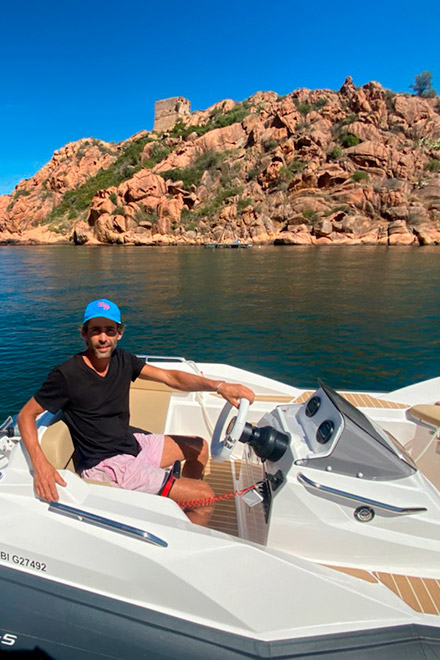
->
<box><xmin>1</xmin><ymin>565</ymin><xmax>440</xmax><ymax>660</ymax></box>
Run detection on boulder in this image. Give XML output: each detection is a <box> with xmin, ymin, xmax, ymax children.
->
<box><xmin>274</xmin><ymin>230</ymin><xmax>313</xmax><ymax>245</ymax></box>
<box><xmin>414</xmin><ymin>225</ymin><xmax>440</xmax><ymax>245</ymax></box>
<box><xmin>157</xmin><ymin>196</ymin><xmax>184</xmax><ymax>233</ymax></box>
<box><xmin>341</xmin><ymin>215</ymin><xmax>372</xmax><ymax>235</ymax></box>
<box><xmin>387</xmin><ymin>220</ymin><xmax>416</xmax><ymax>245</ymax></box>
<box><xmin>118</xmin><ymin>170</ymin><xmax>167</xmax><ymax>203</ymax></box>
<box><xmin>313</xmin><ymin>218</ymin><xmax>333</xmax><ymax>236</ymax></box>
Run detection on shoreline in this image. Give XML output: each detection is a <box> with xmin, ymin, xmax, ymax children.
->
<box><xmin>0</xmin><ymin>239</ymin><xmax>438</xmax><ymax>248</ymax></box>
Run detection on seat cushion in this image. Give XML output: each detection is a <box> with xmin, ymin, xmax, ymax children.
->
<box><xmin>40</xmin><ymin>420</ymin><xmax>75</xmax><ymax>471</ymax></box>
<box><xmin>409</xmin><ymin>404</ymin><xmax>440</xmax><ymax>427</ymax></box>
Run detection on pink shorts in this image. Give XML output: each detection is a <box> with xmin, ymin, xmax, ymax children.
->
<box><xmin>81</xmin><ymin>433</ymin><xmax>167</xmax><ymax>495</ymax></box>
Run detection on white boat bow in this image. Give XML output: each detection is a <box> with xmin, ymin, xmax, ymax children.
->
<box><xmin>0</xmin><ymin>357</ymin><xmax>439</xmax><ymax>659</ymax></box>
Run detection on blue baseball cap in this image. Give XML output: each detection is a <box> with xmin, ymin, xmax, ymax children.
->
<box><xmin>83</xmin><ymin>299</ymin><xmax>121</xmax><ymax>324</ymax></box>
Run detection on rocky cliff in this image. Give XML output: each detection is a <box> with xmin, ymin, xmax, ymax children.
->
<box><xmin>1</xmin><ymin>77</ymin><xmax>440</xmax><ymax>246</ymax></box>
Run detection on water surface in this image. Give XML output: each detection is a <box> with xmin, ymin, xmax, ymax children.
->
<box><xmin>0</xmin><ymin>245</ymin><xmax>439</xmax><ymax>420</ymax></box>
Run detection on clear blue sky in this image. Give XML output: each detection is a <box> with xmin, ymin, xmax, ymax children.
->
<box><xmin>1</xmin><ymin>0</ymin><xmax>439</xmax><ymax>195</ymax></box>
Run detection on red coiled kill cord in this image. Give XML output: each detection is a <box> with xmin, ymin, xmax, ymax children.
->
<box><xmin>178</xmin><ymin>482</ymin><xmax>262</xmax><ymax>510</ymax></box>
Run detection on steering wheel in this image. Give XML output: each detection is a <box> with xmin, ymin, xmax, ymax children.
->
<box><xmin>211</xmin><ymin>398</ymin><xmax>250</xmax><ymax>462</ymax></box>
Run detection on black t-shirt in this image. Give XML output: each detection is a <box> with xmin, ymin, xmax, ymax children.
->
<box><xmin>34</xmin><ymin>348</ymin><xmax>146</xmax><ymax>472</ymax></box>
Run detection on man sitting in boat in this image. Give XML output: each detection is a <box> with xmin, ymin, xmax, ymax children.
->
<box><xmin>17</xmin><ymin>299</ymin><xmax>255</xmax><ymax>526</ymax></box>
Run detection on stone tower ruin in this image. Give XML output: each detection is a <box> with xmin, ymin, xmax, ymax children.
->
<box><xmin>153</xmin><ymin>97</ymin><xmax>191</xmax><ymax>132</ymax></box>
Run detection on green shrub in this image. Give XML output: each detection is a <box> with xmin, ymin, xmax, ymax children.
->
<box><xmin>296</xmin><ymin>121</ymin><xmax>310</xmax><ymax>132</ymax></box>
<box><xmin>262</xmin><ymin>139</ymin><xmax>278</xmax><ymax>152</ymax></box>
<box><xmin>139</xmin><ymin>142</ymin><xmax>171</xmax><ymax>169</ymax></box>
<box><xmin>327</xmin><ymin>146</ymin><xmax>343</xmax><ymax>161</ymax></box>
<box><xmin>161</xmin><ymin>150</ymin><xmax>226</xmax><ymax>190</ymax></box>
<box><xmin>180</xmin><ymin>209</ymin><xmax>200</xmax><ymax>231</ymax></box>
<box><xmin>169</xmin><ymin>104</ymin><xmax>249</xmax><ymax>140</ymax></box>
<box><xmin>272</xmin><ymin>159</ymin><xmax>306</xmax><ymax>190</ymax></box>
<box><xmin>420</xmin><ymin>137</ymin><xmax>440</xmax><ymax>150</ymax></box>
<box><xmin>76</xmin><ymin>142</ymin><xmax>90</xmax><ymax>161</ymax></box>
<box><xmin>169</xmin><ymin>121</ymin><xmax>204</xmax><ymax>139</ymax></box>
<box><xmin>134</xmin><ymin>207</ymin><xmax>158</xmax><ymax>226</ymax></box>
<box><xmin>296</xmin><ymin>102</ymin><xmax>312</xmax><ymax>117</ymax></box>
<box><xmin>351</xmin><ymin>170</ymin><xmax>369</xmax><ymax>182</ymax></box>
<box><xmin>209</xmin><ymin>102</ymin><xmax>250</xmax><ymax>129</ymax></box>
<box><xmin>77</xmin><ymin>139</ymin><xmax>117</xmax><ymax>161</ymax></box>
<box><xmin>425</xmin><ymin>159</ymin><xmax>440</xmax><ymax>172</ymax></box>
<box><xmin>289</xmin><ymin>159</ymin><xmax>306</xmax><ymax>173</ymax></box>
<box><xmin>112</xmin><ymin>206</ymin><xmax>125</xmax><ymax>216</ymax></box>
<box><xmin>312</xmin><ymin>97</ymin><xmax>328</xmax><ymax>111</ymax></box>
<box><xmin>385</xmin><ymin>89</ymin><xmax>396</xmax><ymax>112</ymax></box>
<box><xmin>92</xmin><ymin>138</ymin><xmax>117</xmax><ymax>156</ymax></box>
<box><xmin>237</xmin><ymin>198</ymin><xmax>253</xmax><ymax>212</ymax></box>
<box><xmin>109</xmin><ymin>192</ymin><xmax>118</xmax><ymax>204</ymax></box>
<box><xmin>324</xmin><ymin>204</ymin><xmax>349</xmax><ymax>216</ymax></box>
<box><xmin>46</xmin><ymin>135</ymin><xmax>167</xmax><ymax>223</ymax></box>
<box><xmin>187</xmin><ymin>184</ymin><xmax>243</xmax><ymax>220</ymax></box>
<box><xmin>247</xmin><ymin>162</ymin><xmax>262</xmax><ymax>181</ymax></box>
<box><xmin>340</xmin><ymin>133</ymin><xmax>361</xmax><ymax>148</ymax></box>
<box><xmin>14</xmin><ymin>189</ymin><xmax>31</xmax><ymax>199</ymax></box>
<box><xmin>302</xmin><ymin>209</ymin><xmax>319</xmax><ymax>224</ymax></box>
<box><xmin>340</xmin><ymin>114</ymin><xmax>358</xmax><ymax>127</ymax></box>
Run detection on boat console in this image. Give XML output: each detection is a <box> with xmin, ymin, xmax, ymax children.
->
<box><xmin>221</xmin><ymin>382</ymin><xmax>435</xmax><ymax>554</ymax></box>
<box><xmin>255</xmin><ymin>381</ymin><xmax>416</xmax><ymax>481</ymax></box>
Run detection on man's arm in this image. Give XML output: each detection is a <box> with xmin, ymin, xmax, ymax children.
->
<box><xmin>138</xmin><ymin>364</ymin><xmax>255</xmax><ymax>408</ymax></box>
<box><xmin>17</xmin><ymin>397</ymin><xmax>67</xmax><ymax>502</ymax></box>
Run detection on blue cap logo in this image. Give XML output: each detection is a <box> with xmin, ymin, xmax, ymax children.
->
<box><xmin>83</xmin><ymin>299</ymin><xmax>121</xmax><ymax>324</ymax></box>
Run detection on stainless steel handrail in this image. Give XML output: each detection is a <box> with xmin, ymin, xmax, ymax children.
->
<box><xmin>49</xmin><ymin>502</ymin><xmax>168</xmax><ymax>547</ymax></box>
<box><xmin>297</xmin><ymin>472</ymin><xmax>427</xmax><ymax>514</ymax></box>
<box><xmin>140</xmin><ymin>355</ymin><xmax>187</xmax><ymax>363</ymax></box>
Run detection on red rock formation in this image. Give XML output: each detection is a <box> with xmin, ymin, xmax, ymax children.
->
<box><xmin>2</xmin><ymin>78</ymin><xmax>440</xmax><ymax>246</ymax></box>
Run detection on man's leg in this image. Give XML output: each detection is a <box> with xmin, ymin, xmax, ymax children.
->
<box><xmin>160</xmin><ymin>435</ymin><xmax>214</xmax><ymax>525</ymax></box>
<box><xmin>167</xmin><ymin>477</ymin><xmax>214</xmax><ymax>526</ymax></box>
<box><xmin>160</xmin><ymin>434</ymin><xmax>209</xmax><ymax>478</ymax></box>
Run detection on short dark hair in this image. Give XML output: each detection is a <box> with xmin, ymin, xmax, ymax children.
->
<box><xmin>81</xmin><ymin>321</ymin><xmax>125</xmax><ymax>333</ymax></box>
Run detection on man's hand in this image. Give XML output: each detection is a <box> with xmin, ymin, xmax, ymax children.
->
<box><xmin>18</xmin><ymin>396</ymin><xmax>67</xmax><ymax>502</ymax></box>
<box><xmin>33</xmin><ymin>455</ymin><xmax>67</xmax><ymax>502</ymax></box>
<box><xmin>216</xmin><ymin>383</ymin><xmax>255</xmax><ymax>408</ymax></box>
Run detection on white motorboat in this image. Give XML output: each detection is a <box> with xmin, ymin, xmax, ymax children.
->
<box><xmin>1</xmin><ymin>356</ymin><xmax>440</xmax><ymax>659</ymax></box>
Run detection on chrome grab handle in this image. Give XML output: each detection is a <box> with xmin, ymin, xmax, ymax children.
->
<box><xmin>140</xmin><ymin>355</ymin><xmax>187</xmax><ymax>363</ymax></box>
<box><xmin>49</xmin><ymin>502</ymin><xmax>168</xmax><ymax>547</ymax></box>
<box><xmin>297</xmin><ymin>472</ymin><xmax>427</xmax><ymax>515</ymax></box>
<box><xmin>0</xmin><ymin>416</ymin><xmax>13</xmax><ymax>433</ymax></box>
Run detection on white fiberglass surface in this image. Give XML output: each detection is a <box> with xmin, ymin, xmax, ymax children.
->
<box><xmin>0</xmin><ymin>489</ymin><xmax>416</xmax><ymax>640</ymax></box>
<box><xmin>381</xmin><ymin>376</ymin><xmax>440</xmax><ymax>405</ymax></box>
<box><xmin>165</xmin><ymin>397</ymin><xmax>280</xmax><ymax>439</ymax></box>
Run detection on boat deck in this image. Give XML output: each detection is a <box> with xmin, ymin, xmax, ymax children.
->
<box><xmin>203</xmin><ymin>459</ymin><xmax>440</xmax><ymax>617</ymax></box>
<box><xmin>294</xmin><ymin>391</ymin><xmax>407</xmax><ymax>409</ymax></box>
<box><xmin>326</xmin><ymin>565</ymin><xmax>440</xmax><ymax>615</ymax></box>
<box><xmin>204</xmin><ymin>459</ymin><xmax>240</xmax><ymax>537</ymax></box>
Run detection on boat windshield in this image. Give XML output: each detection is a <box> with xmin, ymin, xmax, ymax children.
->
<box><xmin>302</xmin><ymin>380</ymin><xmax>417</xmax><ymax>479</ymax></box>
<box><xmin>319</xmin><ymin>380</ymin><xmax>395</xmax><ymax>454</ymax></box>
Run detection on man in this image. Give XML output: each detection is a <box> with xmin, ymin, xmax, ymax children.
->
<box><xmin>18</xmin><ymin>299</ymin><xmax>255</xmax><ymax>526</ymax></box>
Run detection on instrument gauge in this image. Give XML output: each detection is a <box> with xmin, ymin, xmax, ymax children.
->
<box><xmin>305</xmin><ymin>396</ymin><xmax>321</xmax><ymax>417</ymax></box>
<box><xmin>317</xmin><ymin>420</ymin><xmax>334</xmax><ymax>444</ymax></box>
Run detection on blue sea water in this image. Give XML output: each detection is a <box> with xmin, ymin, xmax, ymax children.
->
<box><xmin>0</xmin><ymin>244</ymin><xmax>439</xmax><ymax>420</ymax></box>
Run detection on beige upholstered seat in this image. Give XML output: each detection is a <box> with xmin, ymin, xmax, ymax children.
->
<box><xmin>40</xmin><ymin>419</ymin><xmax>76</xmax><ymax>472</ymax></box>
<box><xmin>409</xmin><ymin>404</ymin><xmax>440</xmax><ymax>427</ymax></box>
<box><xmin>40</xmin><ymin>380</ymin><xmax>175</xmax><ymax>474</ymax></box>
<box><xmin>129</xmin><ymin>379</ymin><xmax>174</xmax><ymax>433</ymax></box>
